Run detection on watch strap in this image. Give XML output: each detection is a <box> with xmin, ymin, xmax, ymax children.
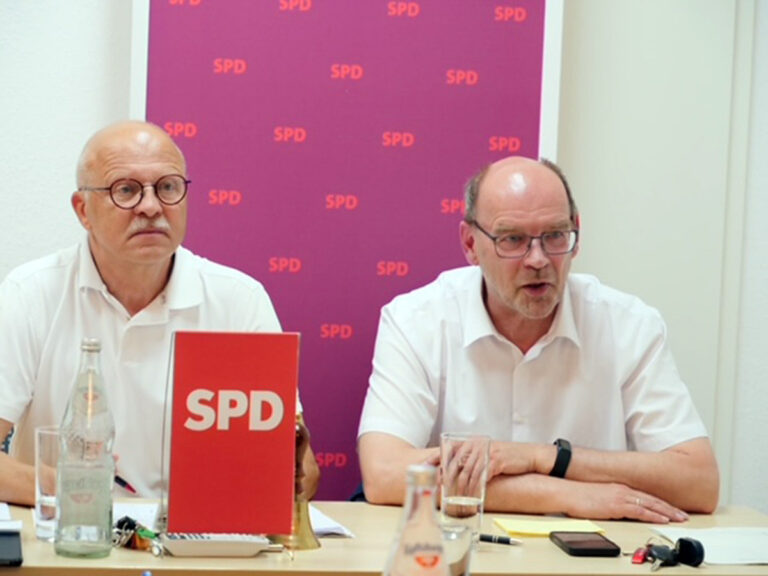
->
<box><xmin>549</xmin><ymin>438</ymin><xmax>572</xmax><ymax>478</ymax></box>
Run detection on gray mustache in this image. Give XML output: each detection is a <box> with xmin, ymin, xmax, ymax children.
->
<box><xmin>128</xmin><ymin>217</ymin><xmax>171</xmax><ymax>234</ymax></box>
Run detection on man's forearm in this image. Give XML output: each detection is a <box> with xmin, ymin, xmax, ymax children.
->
<box><xmin>0</xmin><ymin>452</ymin><xmax>36</xmax><ymax>506</ymax></box>
<box><xmin>485</xmin><ymin>473</ymin><xmax>689</xmax><ymax>523</ymax></box>
<box><xmin>358</xmin><ymin>433</ymin><xmax>440</xmax><ymax>504</ymax></box>
<box><xmin>361</xmin><ymin>449</ymin><xmax>439</xmax><ymax>504</ymax></box>
<box><xmin>488</xmin><ymin>437</ymin><xmax>718</xmax><ymax>517</ymax></box>
<box><xmin>545</xmin><ymin>438</ymin><xmax>719</xmax><ymax>513</ymax></box>
<box><xmin>485</xmin><ymin>472</ymin><xmax>566</xmax><ymax>514</ymax></box>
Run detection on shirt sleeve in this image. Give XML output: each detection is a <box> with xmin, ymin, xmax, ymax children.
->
<box><xmin>357</xmin><ymin>303</ymin><xmax>438</xmax><ymax>448</ymax></box>
<box><xmin>621</xmin><ymin>310</ymin><xmax>708</xmax><ymax>452</ymax></box>
<box><xmin>236</xmin><ymin>279</ymin><xmax>305</xmax><ymax>413</ymax></box>
<box><xmin>0</xmin><ymin>277</ymin><xmax>39</xmax><ymax>424</ymax></box>
<box><xmin>241</xmin><ymin>281</ymin><xmax>282</xmax><ymax>333</ymax></box>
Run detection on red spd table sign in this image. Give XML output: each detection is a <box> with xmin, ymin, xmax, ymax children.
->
<box><xmin>167</xmin><ymin>331</ymin><xmax>299</xmax><ymax>534</ymax></box>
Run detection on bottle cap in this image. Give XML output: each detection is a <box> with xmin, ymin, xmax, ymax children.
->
<box><xmin>406</xmin><ymin>464</ymin><xmax>437</xmax><ymax>486</ymax></box>
<box><xmin>81</xmin><ymin>338</ymin><xmax>101</xmax><ymax>352</ymax></box>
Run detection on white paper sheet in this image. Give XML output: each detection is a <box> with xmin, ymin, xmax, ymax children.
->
<box><xmin>654</xmin><ymin>526</ymin><xmax>768</xmax><ymax>565</ymax></box>
<box><xmin>310</xmin><ymin>505</ymin><xmax>354</xmax><ymax>538</ymax></box>
<box><xmin>0</xmin><ymin>503</ymin><xmax>21</xmax><ymax>531</ymax></box>
<box><xmin>0</xmin><ymin>520</ymin><xmax>22</xmax><ymax>531</ymax></box>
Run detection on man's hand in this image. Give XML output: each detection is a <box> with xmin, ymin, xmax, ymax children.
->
<box><xmin>488</xmin><ymin>441</ymin><xmax>541</xmax><ymax>479</ymax></box>
<box><xmin>564</xmin><ymin>481</ymin><xmax>688</xmax><ymax>524</ymax></box>
<box><xmin>443</xmin><ymin>437</ymin><xmax>488</xmax><ymax>501</ymax></box>
<box><xmin>300</xmin><ymin>443</ymin><xmax>321</xmax><ymax>500</ymax></box>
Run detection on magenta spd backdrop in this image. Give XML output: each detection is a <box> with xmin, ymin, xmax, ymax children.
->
<box><xmin>145</xmin><ymin>0</ymin><xmax>547</xmax><ymax>500</ymax></box>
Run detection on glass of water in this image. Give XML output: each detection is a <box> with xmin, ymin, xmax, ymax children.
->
<box><xmin>440</xmin><ymin>433</ymin><xmax>490</xmax><ymax>539</ymax></box>
<box><xmin>34</xmin><ymin>426</ymin><xmax>60</xmax><ymax>541</ymax></box>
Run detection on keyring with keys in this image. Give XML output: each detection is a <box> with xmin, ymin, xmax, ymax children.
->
<box><xmin>112</xmin><ymin>515</ymin><xmax>158</xmax><ymax>551</ymax></box>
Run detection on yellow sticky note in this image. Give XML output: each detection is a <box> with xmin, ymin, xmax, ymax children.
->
<box><xmin>494</xmin><ymin>518</ymin><xmax>604</xmax><ymax>536</ymax></box>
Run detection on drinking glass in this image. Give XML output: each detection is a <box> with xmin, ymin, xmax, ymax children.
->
<box><xmin>440</xmin><ymin>433</ymin><xmax>490</xmax><ymax>539</ymax></box>
<box><xmin>34</xmin><ymin>426</ymin><xmax>59</xmax><ymax>541</ymax></box>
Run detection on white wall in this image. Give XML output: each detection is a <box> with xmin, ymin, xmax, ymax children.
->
<box><xmin>731</xmin><ymin>0</ymin><xmax>768</xmax><ymax>513</ymax></box>
<box><xmin>0</xmin><ymin>0</ymin><xmax>132</xmax><ymax>271</ymax></box>
<box><xmin>559</xmin><ymin>0</ymin><xmax>736</xmax><ymax>433</ymax></box>
<box><xmin>556</xmin><ymin>0</ymin><xmax>767</xmax><ymax>513</ymax></box>
<box><xmin>1</xmin><ymin>0</ymin><xmax>766</xmax><ymax>512</ymax></box>
<box><xmin>556</xmin><ymin>0</ymin><xmax>760</xmax><ymax>508</ymax></box>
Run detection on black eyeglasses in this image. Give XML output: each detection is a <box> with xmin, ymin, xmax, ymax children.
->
<box><xmin>470</xmin><ymin>221</ymin><xmax>578</xmax><ymax>259</ymax></box>
<box><xmin>79</xmin><ymin>174</ymin><xmax>190</xmax><ymax>210</ymax></box>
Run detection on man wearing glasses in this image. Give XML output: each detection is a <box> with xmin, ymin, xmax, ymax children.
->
<box><xmin>358</xmin><ymin>156</ymin><xmax>719</xmax><ymax>522</ymax></box>
<box><xmin>0</xmin><ymin>121</ymin><xmax>319</xmax><ymax>505</ymax></box>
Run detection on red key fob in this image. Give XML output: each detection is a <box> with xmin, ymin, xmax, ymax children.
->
<box><xmin>632</xmin><ymin>546</ymin><xmax>650</xmax><ymax>564</ymax></box>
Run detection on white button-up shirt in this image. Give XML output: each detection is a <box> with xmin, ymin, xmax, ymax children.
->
<box><xmin>0</xmin><ymin>237</ymin><xmax>283</xmax><ymax>497</ymax></box>
<box><xmin>358</xmin><ymin>266</ymin><xmax>707</xmax><ymax>452</ymax></box>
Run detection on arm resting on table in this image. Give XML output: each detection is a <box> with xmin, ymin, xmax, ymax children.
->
<box><xmin>559</xmin><ymin>437</ymin><xmax>719</xmax><ymax>513</ymax></box>
<box><xmin>0</xmin><ymin>418</ymin><xmax>35</xmax><ymax>506</ymax></box>
<box><xmin>358</xmin><ymin>432</ymin><xmax>439</xmax><ymax>504</ymax></box>
<box><xmin>486</xmin><ymin>437</ymin><xmax>718</xmax><ymax>522</ymax></box>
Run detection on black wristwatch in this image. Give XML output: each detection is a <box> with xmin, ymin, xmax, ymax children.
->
<box><xmin>549</xmin><ymin>438</ymin><xmax>572</xmax><ymax>478</ymax></box>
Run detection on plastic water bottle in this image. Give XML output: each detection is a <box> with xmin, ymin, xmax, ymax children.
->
<box><xmin>383</xmin><ymin>464</ymin><xmax>449</xmax><ymax>576</ymax></box>
<box><xmin>54</xmin><ymin>338</ymin><xmax>115</xmax><ymax>558</ymax></box>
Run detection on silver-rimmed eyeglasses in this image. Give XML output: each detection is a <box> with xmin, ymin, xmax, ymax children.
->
<box><xmin>470</xmin><ymin>221</ymin><xmax>578</xmax><ymax>259</ymax></box>
<box><xmin>79</xmin><ymin>174</ymin><xmax>190</xmax><ymax>210</ymax></box>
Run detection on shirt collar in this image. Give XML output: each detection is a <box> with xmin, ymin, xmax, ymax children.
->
<box><xmin>463</xmin><ymin>268</ymin><xmax>501</xmax><ymax>346</ymax></box>
<box><xmin>77</xmin><ymin>235</ymin><xmax>107</xmax><ymax>292</ymax></box>
<box><xmin>462</xmin><ymin>267</ymin><xmax>581</xmax><ymax>349</ymax></box>
<box><xmin>77</xmin><ymin>236</ymin><xmax>202</xmax><ymax>311</ymax></box>
<box><xmin>539</xmin><ymin>278</ymin><xmax>581</xmax><ymax>348</ymax></box>
<box><xmin>163</xmin><ymin>245</ymin><xmax>203</xmax><ymax>310</ymax></box>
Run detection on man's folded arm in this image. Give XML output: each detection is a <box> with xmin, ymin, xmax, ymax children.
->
<box><xmin>484</xmin><ymin>473</ymin><xmax>688</xmax><ymax>523</ymax></box>
<box><xmin>486</xmin><ymin>436</ymin><xmax>718</xmax><ymax>520</ymax></box>
<box><xmin>0</xmin><ymin>418</ymin><xmax>35</xmax><ymax>506</ymax></box>
<box><xmin>358</xmin><ymin>432</ymin><xmax>439</xmax><ymax>504</ymax></box>
<box><xmin>557</xmin><ymin>437</ymin><xmax>719</xmax><ymax>513</ymax></box>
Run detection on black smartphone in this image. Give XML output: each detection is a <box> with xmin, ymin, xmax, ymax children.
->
<box><xmin>0</xmin><ymin>531</ymin><xmax>22</xmax><ymax>566</ymax></box>
<box><xmin>549</xmin><ymin>531</ymin><xmax>621</xmax><ymax>557</ymax></box>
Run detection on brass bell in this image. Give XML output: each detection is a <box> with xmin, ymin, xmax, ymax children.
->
<box><xmin>270</xmin><ymin>415</ymin><xmax>320</xmax><ymax>550</ymax></box>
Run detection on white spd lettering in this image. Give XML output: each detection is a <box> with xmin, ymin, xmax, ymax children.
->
<box><xmin>184</xmin><ymin>389</ymin><xmax>284</xmax><ymax>431</ymax></box>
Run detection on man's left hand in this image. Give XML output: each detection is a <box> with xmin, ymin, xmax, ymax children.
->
<box><xmin>564</xmin><ymin>481</ymin><xmax>688</xmax><ymax>524</ymax></box>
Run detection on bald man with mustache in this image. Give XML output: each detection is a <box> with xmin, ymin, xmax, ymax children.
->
<box><xmin>0</xmin><ymin>121</ymin><xmax>319</xmax><ymax>505</ymax></box>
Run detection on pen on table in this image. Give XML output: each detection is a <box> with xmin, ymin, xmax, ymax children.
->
<box><xmin>479</xmin><ymin>533</ymin><xmax>522</xmax><ymax>546</ymax></box>
<box><xmin>114</xmin><ymin>474</ymin><xmax>137</xmax><ymax>495</ymax></box>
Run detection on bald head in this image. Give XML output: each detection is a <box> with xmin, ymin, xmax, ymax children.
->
<box><xmin>76</xmin><ymin>121</ymin><xmax>186</xmax><ymax>188</ymax></box>
<box><xmin>464</xmin><ymin>156</ymin><xmax>577</xmax><ymax>225</ymax></box>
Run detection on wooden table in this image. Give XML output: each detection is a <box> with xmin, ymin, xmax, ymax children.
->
<box><xmin>10</xmin><ymin>502</ymin><xmax>768</xmax><ymax>575</ymax></box>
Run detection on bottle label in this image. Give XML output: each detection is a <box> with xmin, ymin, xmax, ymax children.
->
<box><xmin>392</xmin><ymin>542</ymin><xmax>446</xmax><ymax>575</ymax></box>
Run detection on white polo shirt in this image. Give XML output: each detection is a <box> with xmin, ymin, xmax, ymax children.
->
<box><xmin>0</xmin><ymin>237</ymin><xmax>284</xmax><ymax>497</ymax></box>
<box><xmin>358</xmin><ymin>266</ymin><xmax>707</xmax><ymax>452</ymax></box>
